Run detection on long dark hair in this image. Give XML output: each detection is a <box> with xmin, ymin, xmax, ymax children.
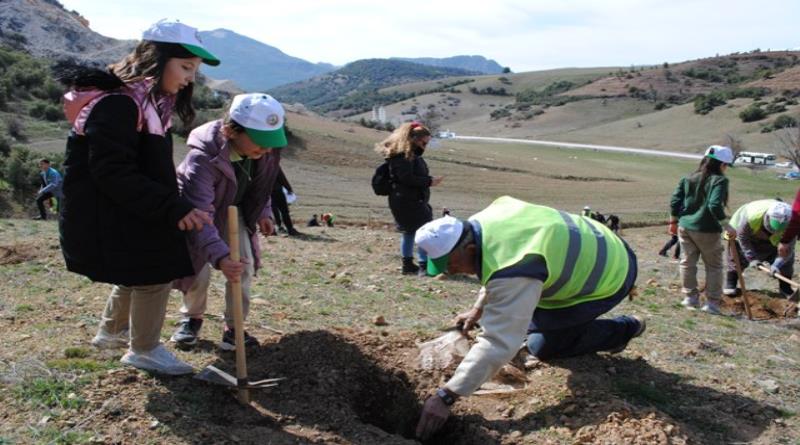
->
<box><xmin>692</xmin><ymin>156</ymin><xmax>728</xmax><ymax>206</ymax></box>
<box><xmin>109</xmin><ymin>41</ymin><xmax>198</xmax><ymax>126</ymax></box>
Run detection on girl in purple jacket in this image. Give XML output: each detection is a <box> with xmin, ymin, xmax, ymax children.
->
<box><xmin>171</xmin><ymin>94</ymin><xmax>286</xmax><ymax>350</ymax></box>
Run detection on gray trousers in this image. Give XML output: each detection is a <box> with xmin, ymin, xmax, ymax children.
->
<box><xmin>98</xmin><ymin>283</ymin><xmax>171</xmax><ymax>352</ymax></box>
<box><xmin>679</xmin><ymin>227</ymin><xmax>724</xmax><ymax>302</ymax></box>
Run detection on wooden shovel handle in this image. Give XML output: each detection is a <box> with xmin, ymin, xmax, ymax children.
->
<box><xmin>728</xmin><ymin>239</ymin><xmax>753</xmax><ymax>320</ymax></box>
<box><xmin>757</xmin><ymin>264</ymin><xmax>800</xmax><ymax>289</ymax></box>
<box><xmin>228</xmin><ymin>206</ymin><xmax>250</xmax><ymax>404</ymax></box>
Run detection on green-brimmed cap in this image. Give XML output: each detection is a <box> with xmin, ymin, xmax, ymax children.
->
<box><xmin>142</xmin><ymin>19</ymin><xmax>221</xmax><ymax>66</ymax></box>
<box><xmin>230</xmin><ymin>93</ymin><xmax>288</xmax><ymax>148</ymax></box>
<box><xmin>415</xmin><ymin>216</ymin><xmax>464</xmax><ymax>276</ymax></box>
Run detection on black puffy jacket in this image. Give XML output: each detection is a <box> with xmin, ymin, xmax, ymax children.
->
<box><xmin>386</xmin><ymin>148</ymin><xmax>433</xmax><ymax>233</ymax></box>
<box><xmin>59</xmin><ymin>70</ymin><xmax>194</xmax><ymax>285</ymax></box>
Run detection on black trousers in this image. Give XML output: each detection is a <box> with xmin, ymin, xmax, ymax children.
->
<box><xmin>36</xmin><ymin>192</ymin><xmax>55</xmax><ymax>219</ymax></box>
<box><xmin>271</xmin><ymin>188</ymin><xmax>293</xmax><ymax>231</ymax></box>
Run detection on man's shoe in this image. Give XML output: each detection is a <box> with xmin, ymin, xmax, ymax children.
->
<box><xmin>722</xmin><ymin>287</ymin><xmax>741</xmax><ymax>297</ymax></box>
<box><xmin>287</xmin><ymin>228</ymin><xmax>302</xmax><ymax>237</ymax></box>
<box><xmin>91</xmin><ymin>327</ymin><xmax>129</xmax><ymax>350</ymax></box>
<box><xmin>657</xmin><ymin>250</ymin><xmax>668</xmax><ymax>257</ymax></box>
<box><xmin>609</xmin><ymin>316</ymin><xmax>646</xmax><ymax>354</ymax></box>
<box><xmin>701</xmin><ymin>301</ymin><xmax>722</xmax><ymax>315</ymax></box>
<box><xmin>170</xmin><ymin>318</ymin><xmax>203</xmax><ymax>348</ymax></box>
<box><xmin>220</xmin><ymin>328</ymin><xmax>260</xmax><ymax>351</ymax></box>
<box><xmin>680</xmin><ymin>296</ymin><xmax>701</xmax><ymax>309</ymax></box>
<box><xmin>120</xmin><ymin>344</ymin><xmax>193</xmax><ymax>375</ymax></box>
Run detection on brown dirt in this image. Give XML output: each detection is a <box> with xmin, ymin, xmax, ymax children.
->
<box><xmin>0</xmin><ymin>242</ymin><xmax>42</xmax><ymax>265</ymax></box>
<box><xmin>722</xmin><ymin>292</ymin><xmax>798</xmax><ymax>320</ymax></box>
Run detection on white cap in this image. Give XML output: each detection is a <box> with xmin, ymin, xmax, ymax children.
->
<box><xmin>229</xmin><ymin>93</ymin><xmax>287</xmax><ymax>148</ymax></box>
<box><xmin>415</xmin><ymin>216</ymin><xmax>464</xmax><ymax>260</ymax></box>
<box><xmin>142</xmin><ymin>19</ymin><xmax>220</xmax><ymax>66</ymax></box>
<box><xmin>705</xmin><ymin>145</ymin><xmax>734</xmax><ymax>165</ymax></box>
<box><xmin>766</xmin><ymin>201</ymin><xmax>792</xmax><ymax>232</ymax></box>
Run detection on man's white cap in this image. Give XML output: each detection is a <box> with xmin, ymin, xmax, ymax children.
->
<box><xmin>705</xmin><ymin>145</ymin><xmax>734</xmax><ymax>165</ymax></box>
<box><xmin>415</xmin><ymin>216</ymin><xmax>464</xmax><ymax>260</ymax></box>
<box><xmin>766</xmin><ymin>201</ymin><xmax>792</xmax><ymax>232</ymax></box>
<box><xmin>142</xmin><ymin>19</ymin><xmax>220</xmax><ymax>66</ymax></box>
<box><xmin>229</xmin><ymin>93</ymin><xmax>288</xmax><ymax>148</ymax></box>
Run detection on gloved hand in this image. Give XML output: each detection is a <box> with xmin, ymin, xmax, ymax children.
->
<box><xmin>770</xmin><ymin>257</ymin><xmax>786</xmax><ymax>277</ymax></box>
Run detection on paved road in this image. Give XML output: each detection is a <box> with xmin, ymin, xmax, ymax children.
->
<box><xmin>452</xmin><ymin>135</ymin><xmax>703</xmax><ymax>160</ymax></box>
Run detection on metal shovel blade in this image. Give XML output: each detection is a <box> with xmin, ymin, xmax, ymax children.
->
<box><xmin>195</xmin><ymin>365</ymin><xmax>284</xmax><ymax>389</ymax></box>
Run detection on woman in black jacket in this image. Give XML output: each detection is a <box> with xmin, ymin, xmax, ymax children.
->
<box><xmin>375</xmin><ymin>122</ymin><xmax>443</xmax><ymax>275</ymax></box>
<box><xmin>58</xmin><ymin>20</ymin><xmax>218</xmax><ymax>375</ymax></box>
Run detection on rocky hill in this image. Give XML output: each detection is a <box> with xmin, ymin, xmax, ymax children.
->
<box><xmin>268</xmin><ymin>58</ymin><xmax>476</xmax><ymax>116</ymax></box>
<box><xmin>0</xmin><ymin>0</ymin><xmax>132</xmax><ymax>65</ymax></box>
<box><xmin>198</xmin><ymin>29</ymin><xmax>335</xmax><ymax>91</ymax></box>
<box><xmin>392</xmin><ymin>55</ymin><xmax>505</xmax><ymax>74</ymax></box>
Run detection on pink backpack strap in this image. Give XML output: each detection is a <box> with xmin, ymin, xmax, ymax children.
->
<box><xmin>67</xmin><ymin>89</ymin><xmax>145</xmax><ymax>136</ymax></box>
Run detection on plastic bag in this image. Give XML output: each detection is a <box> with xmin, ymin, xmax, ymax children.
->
<box><xmin>283</xmin><ymin>187</ymin><xmax>297</xmax><ymax>205</ymax></box>
<box><xmin>416</xmin><ymin>330</ymin><xmax>470</xmax><ymax>370</ymax></box>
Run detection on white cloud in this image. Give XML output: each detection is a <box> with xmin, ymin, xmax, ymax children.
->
<box><xmin>60</xmin><ymin>0</ymin><xmax>800</xmax><ymax>71</ymax></box>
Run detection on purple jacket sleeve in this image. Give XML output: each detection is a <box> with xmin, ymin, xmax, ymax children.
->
<box><xmin>179</xmin><ymin>150</ymin><xmax>230</xmax><ymax>268</ymax></box>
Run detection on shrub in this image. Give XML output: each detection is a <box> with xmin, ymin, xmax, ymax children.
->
<box><xmin>6</xmin><ymin>117</ymin><xmax>25</xmax><ymax>141</ymax></box>
<box><xmin>773</xmin><ymin>114</ymin><xmax>797</xmax><ymax>129</ymax></box>
<box><xmin>694</xmin><ymin>93</ymin><xmax>726</xmax><ymax>114</ymax></box>
<box><xmin>739</xmin><ymin>104</ymin><xmax>767</xmax><ymax>122</ymax></box>
<box><xmin>654</xmin><ymin>102</ymin><xmax>668</xmax><ymax>111</ymax></box>
<box><xmin>43</xmin><ymin>105</ymin><xmax>63</xmax><ymax>122</ymax></box>
<box><xmin>765</xmin><ymin>103</ymin><xmax>787</xmax><ymax>114</ymax></box>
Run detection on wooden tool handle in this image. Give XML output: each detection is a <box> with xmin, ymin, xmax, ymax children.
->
<box><xmin>757</xmin><ymin>264</ymin><xmax>800</xmax><ymax>288</ymax></box>
<box><xmin>227</xmin><ymin>206</ymin><xmax>250</xmax><ymax>404</ymax></box>
<box><xmin>728</xmin><ymin>239</ymin><xmax>753</xmax><ymax>320</ymax></box>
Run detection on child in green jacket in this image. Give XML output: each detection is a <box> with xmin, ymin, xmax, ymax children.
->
<box><xmin>669</xmin><ymin>146</ymin><xmax>737</xmax><ymax>315</ymax></box>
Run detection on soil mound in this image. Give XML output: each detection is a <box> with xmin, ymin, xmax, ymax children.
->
<box><xmin>722</xmin><ymin>292</ymin><xmax>798</xmax><ymax>320</ymax></box>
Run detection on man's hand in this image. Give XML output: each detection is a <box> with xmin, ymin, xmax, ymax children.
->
<box><xmin>258</xmin><ymin>217</ymin><xmax>275</xmax><ymax>237</ymax></box>
<box><xmin>178</xmin><ymin>209</ymin><xmax>212</xmax><ymax>231</ymax></box>
<box><xmin>415</xmin><ymin>395</ymin><xmax>451</xmax><ymax>440</ymax></box>
<box><xmin>723</xmin><ymin>225</ymin><xmax>737</xmax><ymax>240</ymax></box>
<box><xmin>667</xmin><ymin>221</ymin><xmax>678</xmax><ymax>236</ymax></box>
<box><xmin>778</xmin><ymin>242</ymin><xmax>791</xmax><ymax>258</ymax></box>
<box><xmin>453</xmin><ymin>307</ymin><xmax>483</xmax><ymax>334</ymax></box>
<box><xmin>219</xmin><ymin>256</ymin><xmax>248</xmax><ymax>283</ymax></box>
<box><xmin>771</xmin><ymin>257</ymin><xmax>786</xmax><ymax>277</ymax></box>
<box><xmin>431</xmin><ymin>176</ymin><xmax>444</xmax><ymax>187</ymax></box>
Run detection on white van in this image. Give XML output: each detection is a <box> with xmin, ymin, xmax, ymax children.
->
<box><xmin>734</xmin><ymin>152</ymin><xmax>777</xmax><ymax>167</ymax></box>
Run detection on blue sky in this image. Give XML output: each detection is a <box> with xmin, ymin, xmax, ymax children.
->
<box><xmin>60</xmin><ymin>0</ymin><xmax>800</xmax><ymax>72</ymax></box>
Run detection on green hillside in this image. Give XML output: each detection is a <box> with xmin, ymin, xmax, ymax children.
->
<box><xmin>268</xmin><ymin>59</ymin><xmax>476</xmax><ymax>116</ymax></box>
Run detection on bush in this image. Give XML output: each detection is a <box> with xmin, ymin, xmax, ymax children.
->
<box><xmin>43</xmin><ymin>105</ymin><xmax>63</xmax><ymax>122</ymax></box>
<box><xmin>28</xmin><ymin>101</ymin><xmax>47</xmax><ymax>119</ymax></box>
<box><xmin>765</xmin><ymin>103</ymin><xmax>787</xmax><ymax>114</ymax></box>
<box><xmin>694</xmin><ymin>92</ymin><xmax>726</xmax><ymax>114</ymax></box>
<box><xmin>6</xmin><ymin>117</ymin><xmax>25</xmax><ymax>141</ymax></box>
<box><xmin>654</xmin><ymin>102</ymin><xmax>668</xmax><ymax>110</ymax></box>
<box><xmin>773</xmin><ymin>114</ymin><xmax>797</xmax><ymax>129</ymax></box>
<box><xmin>739</xmin><ymin>104</ymin><xmax>767</xmax><ymax>122</ymax></box>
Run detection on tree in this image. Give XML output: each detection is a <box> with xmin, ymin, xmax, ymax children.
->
<box><xmin>778</xmin><ymin>127</ymin><xmax>800</xmax><ymax>170</ymax></box>
<box><xmin>502</xmin><ymin>67</ymin><xmax>512</xmax><ymax>74</ymax></box>
<box><xmin>722</xmin><ymin>134</ymin><xmax>744</xmax><ymax>158</ymax></box>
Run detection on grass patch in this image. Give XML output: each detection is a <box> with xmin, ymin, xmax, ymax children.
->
<box><xmin>14</xmin><ymin>378</ymin><xmax>86</xmax><ymax>410</ymax></box>
<box><xmin>612</xmin><ymin>379</ymin><xmax>672</xmax><ymax>407</ymax></box>
<box><xmin>47</xmin><ymin>358</ymin><xmax>116</xmax><ymax>373</ymax></box>
<box><xmin>681</xmin><ymin>318</ymin><xmax>697</xmax><ymax>330</ymax></box>
<box><xmin>14</xmin><ymin>304</ymin><xmax>34</xmax><ymax>313</ymax></box>
<box><xmin>28</xmin><ymin>426</ymin><xmax>92</xmax><ymax>445</ymax></box>
<box><xmin>63</xmin><ymin>347</ymin><xmax>90</xmax><ymax>359</ymax></box>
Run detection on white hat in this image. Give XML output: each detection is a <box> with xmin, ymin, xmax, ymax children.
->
<box><xmin>704</xmin><ymin>145</ymin><xmax>734</xmax><ymax>165</ymax></box>
<box><xmin>142</xmin><ymin>19</ymin><xmax>220</xmax><ymax>66</ymax></box>
<box><xmin>766</xmin><ymin>201</ymin><xmax>792</xmax><ymax>232</ymax></box>
<box><xmin>415</xmin><ymin>216</ymin><xmax>464</xmax><ymax>275</ymax></box>
<box><xmin>229</xmin><ymin>93</ymin><xmax>287</xmax><ymax>148</ymax></box>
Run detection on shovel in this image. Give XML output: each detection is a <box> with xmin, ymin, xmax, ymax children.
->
<box><xmin>757</xmin><ymin>264</ymin><xmax>800</xmax><ymax>302</ymax></box>
<box><xmin>195</xmin><ymin>206</ymin><xmax>284</xmax><ymax>404</ymax></box>
<box><xmin>728</xmin><ymin>239</ymin><xmax>754</xmax><ymax>320</ymax></box>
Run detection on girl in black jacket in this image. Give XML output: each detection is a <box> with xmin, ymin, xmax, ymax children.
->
<box><xmin>375</xmin><ymin>122</ymin><xmax>443</xmax><ymax>275</ymax></box>
<box><xmin>58</xmin><ymin>20</ymin><xmax>218</xmax><ymax>375</ymax></box>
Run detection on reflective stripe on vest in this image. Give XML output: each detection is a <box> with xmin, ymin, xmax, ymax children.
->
<box><xmin>471</xmin><ymin>196</ymin><xmax>630</xmax><ymax>310</ymax></box>
<box><xmin>730</xmin><ymin>199</ymin><xmax>783</xmax><ymax>246</ymax></box>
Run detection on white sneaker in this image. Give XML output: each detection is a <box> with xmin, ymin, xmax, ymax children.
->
<box><xmin>681</xmin><ymin>296</ymin><xmax>700</xmax><ymax>309</ymax></box>
<box><xmin>91</xmin><ymin>327</ymin><xmax>129</xmax><ymax>350</ymax></box>
<box><xmin>120</xmin><ymin>344</ymin><xmax>193</xmax><ymax>375</ymax></box>
<box><xmin>701</xmin><ymin>302</ymin><xmax>722</xmax><ymax>316</ymax></box>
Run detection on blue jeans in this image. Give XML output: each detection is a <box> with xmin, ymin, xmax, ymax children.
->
<box><xmin>400</xmin><ymin>232</ymin><xmax>427</xmax><ymax>262</ymax></box>
<box><xmin>527</xmin><ymin>315</ymin><xmax>641</xmax><ymax>359</ymax></box>
<box><xmin>527</xmin><ymin>239</ymin><xmax>640</xmax><ymax>359</ymax></box>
